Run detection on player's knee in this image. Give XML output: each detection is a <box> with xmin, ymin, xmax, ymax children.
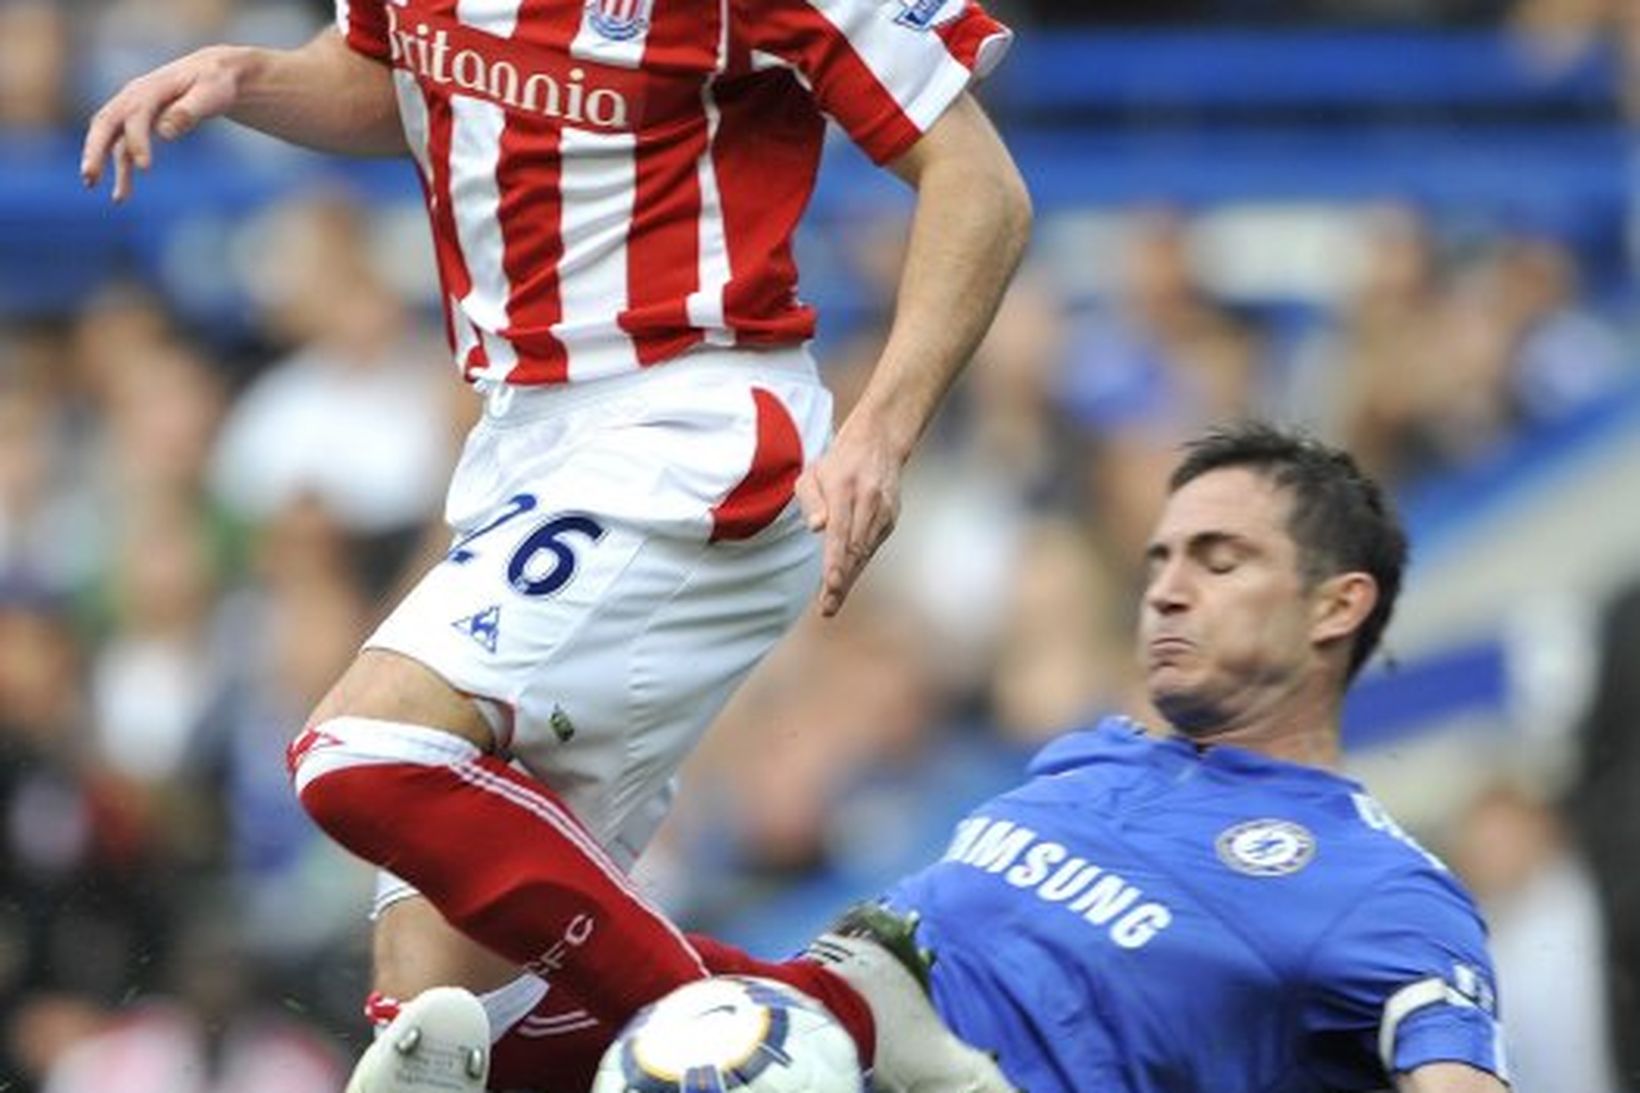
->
<box><xmin>307</xmin><ymin>649</ymin><xmax>496</xmax><ymax>751</ymax></box>
<box><xmin>287</xmin><ymin>717</ymin><xmax>372</xmax><ymax>839</ymax></box>
<box><xmin>285</xmin><ymin>715</ymin><xmax>481</xmax><ymax>842</ymax></box>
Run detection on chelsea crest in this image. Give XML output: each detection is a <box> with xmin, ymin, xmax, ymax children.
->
<box><xmin>1216</xmin><ymin>819</ymin><xmax>1317</xmax><ymax>877</ymax></box>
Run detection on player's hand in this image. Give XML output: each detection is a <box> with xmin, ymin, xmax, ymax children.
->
<box><xmin>82</xmin><ymin>46</ymin><xmax>244</xmax><ymax>202</ymax></box>
<box><xmin>795</xmin><ymin>421</ymin><xmax>903</xmax><ymax>618</ymax></box>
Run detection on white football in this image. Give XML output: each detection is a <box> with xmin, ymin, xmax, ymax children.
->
<box><xmin>590</xmin><ymin>975</ymin><xmax>865</xmax><ymax>1093</ymax></box>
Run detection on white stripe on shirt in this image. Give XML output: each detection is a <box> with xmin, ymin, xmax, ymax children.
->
<box><xmin>556</xmin><ymin>125</ymin><xmax>639</xmax><ymax>379</ymax></box>
<box><xmin>450</xmin><ymin>94</ymin><xmax>518</xmax><ymax>381</ymax></box>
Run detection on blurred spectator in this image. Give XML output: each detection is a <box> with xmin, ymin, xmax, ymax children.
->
<box><xmin>0</xmin><ymin>379</ymin><xmax>77</xmax><ymax>595</ymax></box>
<box><xmin>1059</xmin><ymin>211</ymin><xmax>1271</xmax><ymax>569</ymax></box>
<box><xmin>74</xmin><ymin>331</ymin><xmax>235</xmax><ymax>799</ymax></box>
<box><xmin>956</xmin><ymin>269</ymin><xmax>1074</xmax><ymax>492</ymax></box>
<box><xmin>0</xmin><ymin>2</ymin><xmax>70</xmax><ymax>131</ymax></box>
<box><xmin>1450</xmin><ymin>778</ymin><xmax>1620</xmax><ymax>1093</ymax></box>
<box><xmin>986</xmin><ymin>516</ymin><xmax>1141</xmax><ymax>743</ymax></box>
<box><xmin>211</xmin><ymin>192</ymin><xmax>455</xmax><ymax>592</ymax></box>
<box><xmin>1061</xmin><ymin>210</ymin><xmax>1268</xmax><ymax>443</ymax></box>
<box><xmin>0</xmin><ymin>591</ymin><xmax>181</xmax><ymax>1089</ymax></box>
<box><xmin>37</xmin><ymin>913</ymin><xmax>346</xmax><ymax>1093</ymax></box>
<box><xmin>89</xmin><ymin>496</ymin><xmax>223</xmax><ymax>787</ymax></box>
<box><xmin>5</xmin><ymin>994</ymin><xmax>105</xmax><ymax>1088</ymax></box>
<box><xmin>1410</xmin><ymin>232</ymin><xmax>1629</xmax><ymax>472</ymax></box>
<box><xmin>1509</xmin><ymin>0</ymin><xmax>1624</xmax><ymax>78</ymax></box>
<box><xmin>99</xmin><ymin>339</ymin><xmax>226</xmax><ymax>505</ymax></box>
<box><xmin>1486</xmin><ymin>234</ymin><xmax>1629</xmax><ymax>423</ymax></box>
<box><xmin>1298</xmin><ymin>209</ymin><xmax>1630</xmax><ymax>488</ymax></box>
<box><xmin>37</xmin><ymin>290</ymin><xmax>229</xmax><ymax>604</ymax></box>
<box><xmin>204</xmin><ymin>497</ymin><xmax>376</xmax><ymax>963</ymax></box>
<box><xmin>66</xmin><ymin>288</ymin><xmax>179</xmax><ymax>410</ymax></box>
<box><xmin>1291</xmin><ymin>206</ymin><xmax>1452</xmax><ymax>483</ymax></box>
<box><xmin>39</xmin><ymin>996</ymin><xmax>344</xmax><ymax>1093</ymax></box>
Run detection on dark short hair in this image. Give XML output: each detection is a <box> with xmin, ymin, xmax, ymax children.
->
<box><xmin>1169</xmin><ymin>422</ymin><xmax>1408</xmax><ymax>680</ymax></box>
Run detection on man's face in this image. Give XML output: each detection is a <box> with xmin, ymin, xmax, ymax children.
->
<box><xmin>1138</xmin><ymin>467</ymin><xmax>1321</xmax><ymax>735</ymax></box>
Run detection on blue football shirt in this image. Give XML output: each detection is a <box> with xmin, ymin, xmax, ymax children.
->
<box><xmin>880</xmin><ymin>718</ymin><xmax>1508</xmax><ymax>1092</ymax></box>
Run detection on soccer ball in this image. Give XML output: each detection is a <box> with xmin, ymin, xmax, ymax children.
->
<box><xmin>590</xmin><ymin>975</ymin><xmax>865</xmax><ymax>1093</ymax></box>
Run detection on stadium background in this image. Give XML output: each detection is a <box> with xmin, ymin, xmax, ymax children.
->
<box><xmin>1</xmin><ymin>1</ymin><xmax>1638</xmax><ymax>1089</ymax></box>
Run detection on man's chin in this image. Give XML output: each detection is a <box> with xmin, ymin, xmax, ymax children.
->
<box><xmin>1149</xmin><ymin>683</ymin><xmax>1219</xmax><ymax>738</ymax></box>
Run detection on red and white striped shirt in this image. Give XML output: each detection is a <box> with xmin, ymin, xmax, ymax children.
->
<box><xmin>334</xmin><ymin>0</ymin><xmax>1010</xmax><ymax>385</ymax></box>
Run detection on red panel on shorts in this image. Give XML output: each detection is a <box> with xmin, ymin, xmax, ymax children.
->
<box><xmin>710</xmin><ymin>387</ymin><xmax>804</xmax><ymax>543</ymax></box>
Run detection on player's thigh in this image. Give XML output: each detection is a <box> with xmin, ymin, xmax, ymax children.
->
<box><xmin>308</xmin><ymin>648</ymin><xmax>494</xmax><ymax>751</ymax></box>
<box><xmin>373</xmin><ymin>894</ymin><xmax>520</xmax><ymax>999</ymax></box>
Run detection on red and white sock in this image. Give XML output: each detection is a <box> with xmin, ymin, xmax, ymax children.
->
<box><xmin>289</xmin><ymin>717</ymin><xmax>708</xmax><ymax>1025</ymax></box>
<box><xmin>485</xmin><ymin>975</ymin><xmax>618</xmax><ymax>1091</ymax></box>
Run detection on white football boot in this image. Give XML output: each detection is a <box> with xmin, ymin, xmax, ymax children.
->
<box><xmin>345</xmin><ymin>986</ymin><xmax>491</xmax><ymax>1093</ymax></box>
<box><xmin>806</xmin><ymin>904</ymin><xmax>1019</xmax><ymax>1093</ymax></box>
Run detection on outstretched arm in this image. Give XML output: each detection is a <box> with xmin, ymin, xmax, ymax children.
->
<box><xmin>1396</xmin><ymin>1062</ymin><xmax>1510</xmax><ymax>1092</ymax></box>
<box><xmin>82</xmin><ymin>26</ymin><xmax>404</xmax><ymax>202</ymax></box>
<box><xmin>795</xmin><ymin>91</ymin><xmax>1031</xmax><ymax>617</ymax></box>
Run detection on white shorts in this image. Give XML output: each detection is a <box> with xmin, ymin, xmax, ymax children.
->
<box><xmin>365</xmin><ymin>345</ymin><xmax>830</xmax><ymax>912</ymax></box>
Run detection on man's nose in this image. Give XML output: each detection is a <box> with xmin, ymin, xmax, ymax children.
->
<box><xmin>1145</xmin><ymin>563</ymin><xmax>1191</xmax><ymax>614</ymax></box>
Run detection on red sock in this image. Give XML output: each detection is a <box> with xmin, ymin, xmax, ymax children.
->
<box><xmin>487</xmin><ymin>984</ymin><xmax>612</xmax><ymax>1092</ymax></box>
<box><xmin>294</xmin><ymin>728</ymin><xmax>706</xmax><ymax>1023</ymax></box>
<box><xmin>686</xmin><ymin>933</ymin><xmax>876</xmax><ymax>1069</ymax></box>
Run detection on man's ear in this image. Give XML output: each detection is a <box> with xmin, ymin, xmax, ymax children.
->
<box><xmin>1311</xmin><ymin>572</ymin><xmax>1378</xmax><ymax>649</ymax></box>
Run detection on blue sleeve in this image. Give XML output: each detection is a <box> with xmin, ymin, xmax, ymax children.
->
<box><xmin>1302</xmin><ymin>871</ymin><xmax>1509</xmax><ymax>1086</ymax></box>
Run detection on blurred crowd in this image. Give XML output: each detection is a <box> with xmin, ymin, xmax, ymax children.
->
<box><xmin>0</xmin><ymin>188</ymin><xmax>460</xmax><ymax>1091</ymax></box>
<box><xmin>4</xmin><ymin>0</ymin><xmax>1640</xmax><ymax>1091</ymax></box>
<box><xmin>4</xmin><ymin>0</ymin><xmax>1640</xmax><ymax>130</ymax></box>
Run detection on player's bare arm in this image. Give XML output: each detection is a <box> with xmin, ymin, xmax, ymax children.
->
<box><xmin>82</xmin><ymin>26</ymin><xmax>403</xmax><ymax>203</ymax></box>
<box><xmin>1395</xmin><ymin>1062</ymin><xmax>1510</xmax><ymax>1091</ymax></box>
<box><xmin>796</xmin><ymin>91</ymin><xmax>1031</xmax><ymax>617</ymax></box>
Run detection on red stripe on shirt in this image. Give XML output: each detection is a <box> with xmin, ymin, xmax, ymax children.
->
<box><xmin>493</xmin><ymin>0</ymin><xmax>585</xmax><ymax>384</ymax></box>
<box><xmin>710</xmin><ymin>387</ymin><xmax>805</xmax><ymax>542</ymax></box>
<box><xmin>640</xmin><ymin>0</ymin><xmax>723</xmax><ymax>71</ymax></box>
<box><xmin>732</xmin><ymin>0</ymin><xmax>921</xmax><ymax>165</ymax></box>
<box><xmin>622</xmin><ymin>115</ymin><xmax>708</xmax><ymax>366</ymax></box>
<box><xmin>341</xmin><ymin>0</ymin><xmax>391</xmax><ymax>61</ymax></box>
<box><xmin>495</xmin><ymin>112</ymin><xmax>570</xmax><ymax>384</ymax></box>
<box><xmin>422</xmin><ymin>92</ymin><xmax>485</xmax><ymax>374</ymax></box>
<box><xmin>711</xmin><ymin>70</ymin><xmax>820</xmax><ymax>344</ymax></box>
<box><xmin>620</xmin><ymin>0</ymin><xmax>715</xmax><ymax>366</ymax></box>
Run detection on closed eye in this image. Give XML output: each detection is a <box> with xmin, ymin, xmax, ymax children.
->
<box><xmin>1196</xmin><ymin>535</ymin><xmax>1252</xmax><ymax>574</ymax></box>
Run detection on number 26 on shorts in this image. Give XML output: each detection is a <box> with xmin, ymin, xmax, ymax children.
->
<box><xmin>446</xmin><ymin>492</ymin><xmax>607</xmax><ymax>599</ymax></box>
